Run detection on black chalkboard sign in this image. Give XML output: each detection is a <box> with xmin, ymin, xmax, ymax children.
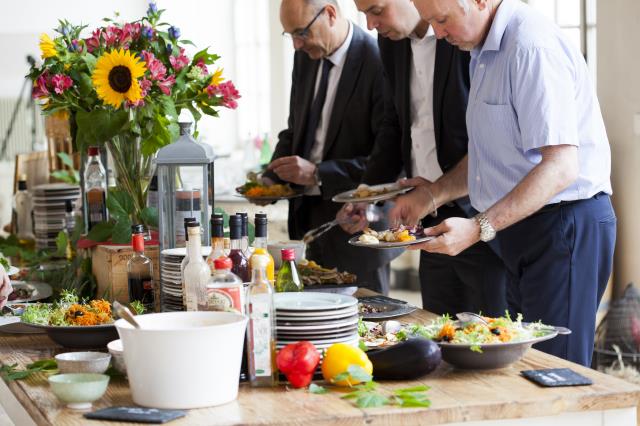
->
<box><xmin>521</xmin><ymin>368</ymin><xmax>593</xmax><ymax>387</ymax></box>
<box><xmin>84</xmin><ymin>406</ymin><xmax>187</xmax><ymax>424</ymax></box>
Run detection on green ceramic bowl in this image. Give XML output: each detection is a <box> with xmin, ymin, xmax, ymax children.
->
<box><xmin>48</xmin><ymin>373</ymin><xmax>110</xmax><ymax>410</ymax></box>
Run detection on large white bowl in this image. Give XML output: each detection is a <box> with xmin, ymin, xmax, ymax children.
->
<box><xmin>115</xmin><ymin>311</ymin><xmax>247</xmax><ymax>409</ymax></box>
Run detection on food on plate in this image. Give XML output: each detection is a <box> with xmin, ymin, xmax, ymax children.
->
<box><xmin>276</xmin><ymin>341</ymin><xmax>321</xmax><ymax>388</ymax></box>
<box><xmin>360</xmin><ymin>314</ymin><xmax>556</xmax><ymax>352</ymax></box>
<box><xmin>357</xmin><ymin>225</ymin><xmax>425</xmax><ymax>244</ymax></box>
<box><xmin>296</xmin><ymin>260</ymin><xmax>357</xmax><ymax>286</ymax></box>
<box><xmin>321</xmin><ymin>343</ymin><xmax>372</xmax><ymax>386</ymax></box>
<box><xmin>8</xmin><ymin>286</ymin><xmax>34</xmax><ymax>301</ymax></box>
<box><xmin>0</xmin><ymin>253</ymin><xmax>10</xmax><ymax>271</ymax></box>
<box><xmin>20</xmin><ymin>290</ymin><xmax>144</xmax><ymax>327</ymax></box>
<box><xmin>359</xmin><ymin>303</ymin><xmax>387</xmax><ymax>315</ymax></box>
<box><xmin>367</xmin><ymin>338</ymin><xmax>441</xmax><ymax>380</ymax></box>
<box><xmin>237</xmin><ymin>181</ymin><xmax>295</xmax><ymax>198</ymax></box>
<box><xmin>351</xmin><ymin>183</ymin><xmax>391</xmax><ymax>199</ymax></box>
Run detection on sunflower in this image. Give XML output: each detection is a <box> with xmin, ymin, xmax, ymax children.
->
<box><xmin>39</xmin><ymin>33</ymin><xmax>57</xmax><ymax>59</ymax></box>
<box><xmin>92</xmin><ymin>49</ymin><xmax>147</xmax><ymax>108</ymax></box>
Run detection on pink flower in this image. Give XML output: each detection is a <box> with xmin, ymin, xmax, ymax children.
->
<box><xmin>141</xmin><ymin>50</ymin><xmax>167</xmax><ymax>81</ymax></box>
<box><xmin>122</xmin><ymin>23</ymin><xmax>142</xmax><ymax>42</ymax></box>
<box><xmin>32</xmin><ymin>72</ymin><xmax>50</xmax><ymax>99</ymax></box>
<box><xmin>51</xmin><ymin>74</ymin><xmax>73</xmax><ymax>94</ymax></box>
<box><xmin>195</xmin><ymin>59</ymin><xmax>209</xmax><ymax>75</ymax></box>
<box><xmin>169</xmin><ymin>47</ymin><xmax>189</xmax><ymax>71</ymax></box>
<box><xmin>103</xmin><ymin>26</ymin><xmax>121</xmax><ymax>48</ymax></box>
<box><xmin>140</xmin><ymin>78</ymin><xmax>152</xmax><ymax>97</ymax></box>
<box><xmin>156</xmin><ymin>75</ymin><xmax>176</xmax><ymax>95</ymax></box>
<box><xmin>85</xmin><ymin>28</ymin><xmax>102</xmax><ymax>53</ymax></box>
<box><xmin>206</xmin><ymin>80</ymin><xmax>241</xmax><ymax>109</ymax></box>
<box><xmin>126</xmin><ymin>99</ymin><xmax>145</xmax><ymax>108</ymax></box>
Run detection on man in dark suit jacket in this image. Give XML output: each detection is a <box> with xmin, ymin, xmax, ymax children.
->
<box><xmin>340</xmin><ymin>0</ymin><xmax>507</xmax><ymax>315</ymax></box>
<box><xmin>262</xmin><ymin>0</ymin><xmax>401</xmax><ymax>293</ymax></box>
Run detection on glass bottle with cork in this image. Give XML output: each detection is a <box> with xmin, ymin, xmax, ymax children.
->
<box><xmin>250</xmin><ymin>213</ymin><xmax>274</xmax><ymax>281</ymax></box>
<box><xmin>84</xmin><ymin>146</ymin><xmax>107</xmax><ymax>231</ymax></box>
<box><xmin>228</xmin><ymin>214</ymin><xmax>250</xmax><ymax>282</ymax></box>
<box><xmin>13</xmin><ymin>175</ymin><xmax>35</xmax><ymax>247</ymax></box>
<box><xmin>206</xmin><ymin>213</ymin><xmax>225</xmax><ymax>273</ymax></box>
<box><xmin>180</xmin><ymin>217</ymin><xmax>197</xmax><ymax>289</ymax></box>
<box><xmin>127</xmin><ymin>224</ymin><xmax>155</xmax><ymax>312</ymax></box>
<box><xmin>183</xmin><ymin>221</ymin><xmax>210</xmax><ymax>311</ymax></box>
<box><xmin>275</xmin><ymin>249</ymin><xmax>303</xmax><ymax>292</ymax></box>
<box><xmin>237</xmin><ymin>212</ymin><xmax>250</xmax><ymax>256</ymax></box>
<box><xmin>245</xmin><ymin>253</ymin><xmax>276</xmax><ymax>387</ymax></box>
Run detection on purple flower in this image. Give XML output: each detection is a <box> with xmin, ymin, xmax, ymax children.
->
<box><xmin>168</xmin><ymin>26</ymin><xmax>180</xmax><ymax>40</ymax></box>
<box><xmin>147</xmin><ymin>2</ymin><xmax>157</xmax><ymax>15</ymax></box>
<box><xmin>142</xmin><ymin>26</ymin><xmax>154</xmax><ymax>39</ymax></box>
<box><xmin>166</xmin><ymin>43</ymin><xmax>173</xmax><ymax>54</ymax></box>
<box><xmin>68</xmin><ymin>39</ymin><xmax>81</xmax><ymax>52</ymax></box>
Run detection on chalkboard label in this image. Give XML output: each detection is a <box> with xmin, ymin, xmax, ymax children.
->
<box><xmin>84</xmin><ymin>406</ymin><xmax>187</xmax><ymax>424</ymax></box>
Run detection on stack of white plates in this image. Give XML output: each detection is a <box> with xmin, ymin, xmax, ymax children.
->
<box><xmin>160</xmin><ymin>246</ymin><xmax>211</xmax><ymax>312</ymax></box>
<box><xmin>32</xmin><ymin>183</ymin><xmax>81</xmax><ymax>250</ymax></box>
<box><xmin>275</xmin><ymin>292</ymin><xmax>360</xmax><ymax>350</ymax></box>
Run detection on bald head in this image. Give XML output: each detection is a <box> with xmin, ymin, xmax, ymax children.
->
<box><xmin>280</xmin><ymin>0</ymin><xmax>350</xmax><ymax>60</ymax></box>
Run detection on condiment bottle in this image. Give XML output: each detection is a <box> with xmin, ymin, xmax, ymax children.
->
<box><xmin>203</xmin><ymin>256</ymin><xmax>244</xmax><ymax>312</ymax></box>
<box><xmin>228</xmin><ymin>214</ymin><xmax>250</xmax><ymax>282</ymax></box>
<box><xmin>275</xmin><ymin>248</ymin><xmax>303</xmax><ymax>292</ymax></box>
<box><xmin>206</xmin><ymin>213</ymin><xmax>225</xmax><ymax>273</ymax></box>
<box><xmin>84</xmin><ymin>146</ymin><xmax>107</xmax><ymax>231</ymax></box>
<box><xmin>250</xmin><ymin>213</ymin><xmax>274</xmax><ymax>281</ymax></box>
<box><xmin>180</xmin><ymin>217</ymin><xmax>197</xmax><ymax>294</ymax></box>
<box><xmin>245</xmin><ymin>254</ymin><xmax>276</xmax><ymax>387</ymax></box>
<box><xmin>183</xmin><ymin>221</ymin><xmax>210</xmax><ymax>311</ymax></box>
<box><xmin>237</xmin><ymin>212</ymin><xmax>250</xmax><ymax>256</ymax></box>
<box><xmin>127</xmin><ymin>224</ymin><xmax>155</xmax><ymax>312</ymax></box>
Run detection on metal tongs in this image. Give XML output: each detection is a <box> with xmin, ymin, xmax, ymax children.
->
<box><xmin>302</xmin><ymin>204</ymin><xmax>383</xmax><ymax>245</ymax></box>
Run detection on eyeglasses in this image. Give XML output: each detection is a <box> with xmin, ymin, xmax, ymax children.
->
<box><xmin>282</xmin><ymin>7</ymin><xmax>326</xmax><ymax>41</ymax></box>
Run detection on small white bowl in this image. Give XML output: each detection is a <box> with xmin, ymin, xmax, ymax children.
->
<box><xmin>48</xmin><ymin>373</ymin><xmax>110</xmax><ymax>410</ymax></box>
<box><xmin>107</xmin><ymin>339</ymin><xmax>126</xmax><ymax>375</ymax></box>
<box><xmin>55</xmin><ymin>352</ymin><xmax>111</xmax><ymax>374</ymax></box>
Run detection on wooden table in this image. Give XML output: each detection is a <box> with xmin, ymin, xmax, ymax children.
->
<box><xmin>1</xmin><ymin>302</ymin><xmax>639</xmax><ymax>425</ymax></box>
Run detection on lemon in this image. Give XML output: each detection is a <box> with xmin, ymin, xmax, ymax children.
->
<box><xmin>321</xmin><ymin>343</ymin><xmax>373</xmax><ymax>386</ymax></box>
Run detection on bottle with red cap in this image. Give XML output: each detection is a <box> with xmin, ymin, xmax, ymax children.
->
<box><xmin>275</xmin><ymin>248</ymin><xmax>303</xmax><ymax>292</ymax></box>
<box><xmin>127</xmin><ymin>224</ymin><xmax>155</xmax><ymax>312</ymax></box>
<box><xmin>84</xmin><ymin>146</ymin><xmax>107</xmax><ymax>230</ymax></box>
<box><xmin>202</xmin><ymin>256</ymin><xmax>244</xmax><ymax>312</ymax></box>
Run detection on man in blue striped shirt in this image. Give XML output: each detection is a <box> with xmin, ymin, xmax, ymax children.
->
<box><xmin>392</xmin><ymin>0</ymin><xmax>615</xmax><ymax>366</ymax></box>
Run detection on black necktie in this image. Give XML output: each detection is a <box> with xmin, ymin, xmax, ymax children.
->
<box><xmin>300</xmin><ymin>59</ymin><xmax>334</xmax><ymax>159</ymax></box>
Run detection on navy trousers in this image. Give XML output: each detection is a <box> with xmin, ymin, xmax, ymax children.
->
<box><xmin>420</xmin><ymin>204</ymin><xmax>509</xmax><ymax>317</ymax></box>
<box><xmin>497</xmin><ymin>193</ymin><xmax>616</xmax><ymax>366</ymax></box>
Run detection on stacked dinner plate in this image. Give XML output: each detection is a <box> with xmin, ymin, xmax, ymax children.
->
<box><xmin>160</xmin><ymin>246</ymin><xmax>211</xmax><ymax>312</ymax></box>
<box><xmin>32</xmin><ymin>183</ymin><xmax>81</xmax><ymax>250</ymax></box>
<box><xmin>275</xmin><ymin>292</ymin><xmax>360</xmax><ymax>350</ymax></box>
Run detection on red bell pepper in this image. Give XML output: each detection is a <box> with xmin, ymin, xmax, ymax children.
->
<box><xmin>276</xmin><ymin>341</ymin><xmax>321</xmax><ymax>388</ymax></box>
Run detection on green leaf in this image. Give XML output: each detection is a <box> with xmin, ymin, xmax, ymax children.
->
<box><xmin>348</xmin><ymin>365</ymin><xmax>373</xmax><ymax>384</ymax></box>
<box><xmin>332</xmin><ymin>371</ymin><xmax>350</xmax><ymax>384</ymax></box>
<box><xmin>57</xmin><ymin>152</ymin><xmax>75</xmax><ymax>169</ymax></box>
<box><xmin>111</xmin><ymin>218</ymin><xmax>133</xmax><ymax>244</ymax></box>
<box><xmin>160</xmin><ymin>95</ymin><xmax>178</xmax><ymax>120</ymax></box>
<box><xmin>358</xmin><ymin>340</ymin><xmax>369</xmax><ymax>352</ymax></box>
<box><xmin>180</xmin><ymin>39</ymin><xmax>196</xmax><ymax>47</ymax></box>
<box><xmin>395</xmin><ymin>385</ymin><xmax>430</xmax><ymax>394</ymax></box>
<box><xmin>50</xmin><ymin>170</ymin><xmax>75</xmax><ymax>184</ymax></box>
<box><xmin>86</xmin><ymin>221</ymin><xmax>114</xmax><ymax>242</ymax></box>
<box><xmin>106</xmin><ymin>190</ymin><xmax>134</xmax><ymax>221</ymax></box>
<box><xmin>55</xmin><ymin>231</ymin><xmax>68</xmax><ymax>257</ymax></box>
<box><xmin>192</xmin><ymin>47</ymin><xmax>220</xmax><ymax>65</ymax></box>
<box><xmin>140</xmin><ymin>207</ymin><xmax>158</xmax><ymax>228</ymax></box>
<box><xmin>356</xmin><ymin>393</ymin><xmax>389</xmax><ymax>408</ymax></box>
<box><xmin>396</xmin><ymin>395</ymin><xmax>431</xmax><ymax>408</ymax></box>
<box><xmin>75</xmin><ymin>109</ymin><xmax>129</xmax><ymax>152</ymax></box>
<box><xmin>308</xmin><ymin>383</ymin><xmax>328</xmax><ymax>394</ymax></box>
<box><xmin>77</xmin><ymin>72</ymin><xmax>94</xmax><ymax>97</ymax></box>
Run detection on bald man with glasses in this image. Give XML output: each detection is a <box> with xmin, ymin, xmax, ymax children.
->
<box><xmin>260</xmin><ymin>0</ymin><xmax>401</xmax><ymax>294</ymax></box>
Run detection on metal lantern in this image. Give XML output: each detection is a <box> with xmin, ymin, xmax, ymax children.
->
<box><xmin>156</xmin><ymin>120</ymin><xmax>215</xmax><ymax>251</ymax></box>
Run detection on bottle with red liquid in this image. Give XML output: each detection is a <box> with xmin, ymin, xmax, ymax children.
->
<box><xmin>228</xmin><ymin>214</ymin><xmax>249</xmax><ymax>282</ymax></box>
<box><xmin>127</xmin><ymin>224</ymin><xmax>155</xmax><ymax>312</ymax></box>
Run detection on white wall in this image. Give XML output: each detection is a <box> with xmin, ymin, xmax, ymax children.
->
<box><xmin>597</xmin><ymin>0</ymin><xmax>640</xmax><ymax>296</ymax></box>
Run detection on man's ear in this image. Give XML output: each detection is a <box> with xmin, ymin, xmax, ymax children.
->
<box><xmin>474</xmin><ymin>0</ymin><xmax>489</xmax><ymax>12</ymax></box>
<box><xmin>325</xmin><ymin>4</ymin><xmax>338</xmax><ymax>25</ymax></box>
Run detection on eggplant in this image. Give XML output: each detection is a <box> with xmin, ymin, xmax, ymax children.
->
<box><xmin>368</xmin><ymin>337</ymin><xmax>441</xmax><ymax>380</ymax></box>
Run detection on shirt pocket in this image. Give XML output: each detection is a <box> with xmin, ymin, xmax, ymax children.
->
<box><xmin>474</xmin><ymin>102</ymin><xmax>519</xmax><ymax>150</ymax></box>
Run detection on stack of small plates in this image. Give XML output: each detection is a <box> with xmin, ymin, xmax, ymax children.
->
<box><xmin>32</xmin><ymin>183</ymin><xmax>81</xmax><ymax>250</ymax></box>
<box><xmin>275</xmin><ymin>292</ymin><xmax>360</xmax><ymax>350</ymax></box>
<box><xmin>160</xmin><ymin>246</ymin><xmax>211</xmax><ymax>312</ymax></box>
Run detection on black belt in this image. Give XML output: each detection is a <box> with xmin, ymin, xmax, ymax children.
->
<box><xmin>536</xmin><ymin>192</ymin><xmax>605</xmax><ymax>214</ymax></box>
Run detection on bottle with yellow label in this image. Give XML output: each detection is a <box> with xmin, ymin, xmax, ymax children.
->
<box><xmin>250</xmin><ymin>213</ymin><xmax>274</xmax><ymax>281</ymax></box>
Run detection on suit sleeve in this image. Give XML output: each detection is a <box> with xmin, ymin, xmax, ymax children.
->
<box><xmin>263</xmin><ymin>54</ymin><xmax>299</xmax><ymax>184</ymax></box>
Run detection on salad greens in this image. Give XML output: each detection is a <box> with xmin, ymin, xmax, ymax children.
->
<box><xmin>0</xmin><ymin>253</ymin><xmax>10</xmax><ymax>271</ymax></box>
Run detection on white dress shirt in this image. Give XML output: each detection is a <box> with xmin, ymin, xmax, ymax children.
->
<box><xmin>409</xmin><ymin>25</ymin><xmax>442</xmax><ymax>182</ymax></box>
<box><xmin>306</xmin><ymin>21</ymin><xmax>353</xmax><ymax>194</ymax></box>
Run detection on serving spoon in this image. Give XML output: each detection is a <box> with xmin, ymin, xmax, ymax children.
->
<box><xmin>456</xmin><ymin>312</ymin><xmax>572</xmax><ymax>335</ymax></box>
<box><xmin>113</xmin><ymin>301</ymin><xmax>141</xmax><ymax>329</ymax></box>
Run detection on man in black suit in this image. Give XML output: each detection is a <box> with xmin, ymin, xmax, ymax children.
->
<box><xmin>339</xmin><ymin>0</ymin><xmax>507</xmax><ymax>315</ymax></box>
<box><xmin>262</xmin><ymin>0</ymin><xmax>401</xmax><ymax>293</ymax></box>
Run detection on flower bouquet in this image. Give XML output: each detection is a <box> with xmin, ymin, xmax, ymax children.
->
<box><xmin>29</xmin><ymin>3</ymin><xmax>240</xmax><ymax>243</ymax></box>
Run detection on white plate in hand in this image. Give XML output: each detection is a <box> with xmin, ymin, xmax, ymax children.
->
<box><xmin>332</xmin><ymin>183</ymin><xmax>413</xmax><ymax>203</ymax></box>
<box><xmin>348</xmin><ymin>234</ymin><xmax>434</xmax><ymax>249</ymax></box>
